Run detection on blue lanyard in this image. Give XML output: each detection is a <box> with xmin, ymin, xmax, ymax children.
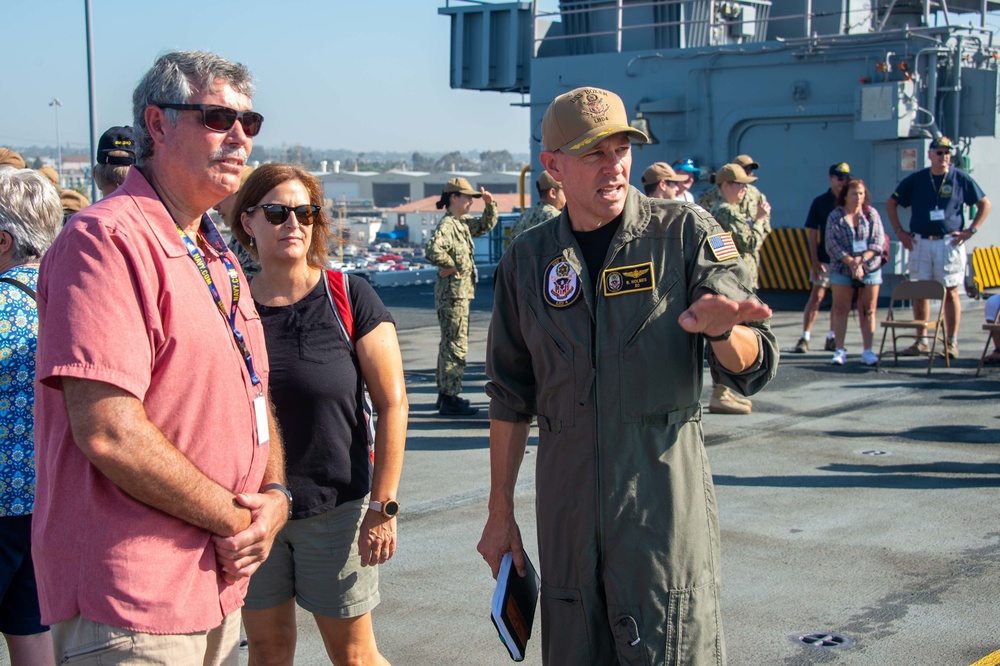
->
<box><xmin>174</xmin><ymin>215</ymin><xmax>262</xmax><ymax>390</ymax></box>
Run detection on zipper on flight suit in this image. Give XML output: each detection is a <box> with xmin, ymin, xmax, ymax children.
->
<box><xmin>591</xmin><ymin>231</ymin><xmax>629</xmax><ymax>567</ymax></box>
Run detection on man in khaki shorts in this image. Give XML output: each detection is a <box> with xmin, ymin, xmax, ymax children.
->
<box><xmin>886</xmin><ymin>136</ymin><xmax>991</xmax><ymax>358</ymax></box>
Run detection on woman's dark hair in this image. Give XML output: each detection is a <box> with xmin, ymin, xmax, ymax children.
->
<box><xmin>836</xmin><ymin>178</ymin><xmax>871</xmax><ymax>215</ymax></box>
<box><xmin>435</xmin><ymin>191</ymin><xmax>457</xmax><ymax>210</ymax></box>
<box><xmin>232</xmin><ymin>163</ymin><xmax>330</xmax><ymax>269</ymax></box>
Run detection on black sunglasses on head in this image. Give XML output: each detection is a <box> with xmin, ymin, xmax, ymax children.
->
<box><xmin>246</xmin><ymin>204</ymin><xmax>321</xmax><ymax>225</ymax></box>
<box><xmin>153</xmin><ymin>103</ymin><xmax>264</xmax><ymax>137</ymax></box>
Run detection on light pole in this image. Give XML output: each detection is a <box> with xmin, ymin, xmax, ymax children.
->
<box><xmin>49</xmin><ymin>98</ymin><xmax>62</xmax><ymax>186</ymax></box>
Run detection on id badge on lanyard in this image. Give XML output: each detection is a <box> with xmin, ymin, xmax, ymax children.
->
<box><xmin>175</xmin><ymin>215</ymin><xmax>268</xmax><ymax>445</ymax></box>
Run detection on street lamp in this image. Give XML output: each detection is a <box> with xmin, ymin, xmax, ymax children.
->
<box><xmin>49</xmin><ymin>98</ymin><xmax>62</xmax><ymax>186</ymax></box>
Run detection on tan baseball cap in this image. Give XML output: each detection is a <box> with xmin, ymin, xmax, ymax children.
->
<box><xmin>60</xmin><ymin>189</ymin><xmax>91</xmax><ymax>213</ymax></box>
<box><xmin>641</xmin><ymin>162</ymin><xmax>688</xmax><ymax>186</ymax></box>
<box><xmin>714</xmin><ymin>163</ymin><xmax>758</xmax><ymax>184</ymax></box>
<box><xmin>442</xmin><ymin>177</ymin><xmax>481</xmax><ymax>197</ymax></box>
<box><xmin>733</xmin><ymin>154</ymin><xmax>760</xmax><ymax>171</ymax></box>
<box><xmin>537</xmin><ymin>170</ymin><xmax>561</xmax><ymax>191</ymax></box>
<box><xmin>0</xmin><ymin>148</ymin><xmax>25</xmax><ymax>169</ymax></box>
<box><xmin>541</xmin><ymin>87</ymin><xmax>649</xmax><ymax>155</ymax></box>
<box><xmin>37</xmin><ymin>166</ymin><xmax>60</xmax><ymax>187</ymax></box>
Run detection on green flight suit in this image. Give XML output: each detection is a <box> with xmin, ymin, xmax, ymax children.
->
<box><xmin>486</xmin><ymin>188</ymin><xmax>778</xmax><ymax>665</ymax></box>
<box><xmin>425</xmin><ymin>202</ymin><xmax>497</xmax><ymax>396</ymax></box>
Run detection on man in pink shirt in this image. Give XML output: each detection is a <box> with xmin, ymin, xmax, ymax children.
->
<box><xmin>32</xmin><ymin>51</ymin><xmax>288</xmax><ymax>665</ymax></box>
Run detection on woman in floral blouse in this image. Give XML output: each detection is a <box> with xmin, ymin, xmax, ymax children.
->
<box><xmin>0</xmin><ymin>166</ymin><xmax>63</xmax><ymax>665</ymax></box>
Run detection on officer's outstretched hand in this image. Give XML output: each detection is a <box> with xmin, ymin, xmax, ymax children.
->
<box><xmin>478</xmin><ymin>513</ymin><xmax>525</xmax><ymax>580</ymax></box>
<box><xmin>678</xmin><ymin>293</ymin><xmax>772</xmax><ymax>337</ymax></box>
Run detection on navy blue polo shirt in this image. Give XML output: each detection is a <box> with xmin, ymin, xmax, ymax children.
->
<box><xmin>891</xmin><ymin>167</ymin><xmax>985</xmax><ymax>236</ymax></box>
<box><xmin>804</xmin><ymin>189</ymin><xmax>837</xmax><ymax>263</ymax></box>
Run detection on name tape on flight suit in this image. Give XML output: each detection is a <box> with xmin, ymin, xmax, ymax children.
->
<box><xmin>602</xmin><ymin>262</ymin><xmax>654</xmax><ymax>297</ymax></box>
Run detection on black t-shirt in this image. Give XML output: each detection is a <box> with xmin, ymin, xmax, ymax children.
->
<box><xmin>256</xmin><ymin>274</ymin><xmax>394</xmax><ymax>519</ymax></box>
<box><xmin>805</xmin><ymin>189</ymin><xmax>836</xmax><ymax>264</ymax></box>
<box><xmin>572</xmin><ymin>214</ymin><xmax>623</xmax><ymax>292</ymax></box>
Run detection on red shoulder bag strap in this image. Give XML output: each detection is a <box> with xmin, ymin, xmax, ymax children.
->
<box><xmin>322</xmin><ymin>270</ymin><xmax>376</xmax><ymax>461</ymax></box>
<box><xmin>324</xmin><ymin>270</ymin><xmax>355</xmax><ymax>345</ymax></box>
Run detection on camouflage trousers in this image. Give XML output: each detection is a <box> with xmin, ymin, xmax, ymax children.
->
<box><xmin>436</xmin><ymin>297</ymin><xmax>471</xmax><ymax>396</ymax></box>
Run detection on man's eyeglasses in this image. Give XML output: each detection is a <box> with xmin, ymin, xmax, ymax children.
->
<box><xmin>834</xmin><ymin>175</ymin><xmax>849</xmax><ymax>181</ymax></box>
<box><xmin>246</xmin><ymin>204</ymin><xmax>321</xmax><ymax>225</ymax></box>
<box><xmin>933</xmin><ymin>150</ymin><xmax>951</xmax><ymax>156</ymax></box>
<box><xmin>153</xmin><ymin>103</ymin><xmax>264</xmax><ymax>137</ymax></box>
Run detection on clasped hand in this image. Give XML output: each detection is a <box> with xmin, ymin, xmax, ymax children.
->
<box><xmin>212</xmin><ymin>491</ymin><xmax>287</xmax><ymax>584</ymax></box>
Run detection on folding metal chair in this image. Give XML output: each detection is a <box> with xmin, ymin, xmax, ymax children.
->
<box><xmin>975</xmin><ymin>298</ymin><xmax>1000</xmax><ymax>377</ymax></box>
<box><xmin>876</xmin><ymin>279</ymin><xmax>949</xmax><ymax>374</ymax></box>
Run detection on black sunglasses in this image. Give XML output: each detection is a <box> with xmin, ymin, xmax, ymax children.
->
<box><xmin>834</xmin><ymin>175</ymin><xmax>849</xmax><ymax>181</ymax></box>
<box><xmin>933</xmin><ymin>150</ymin><xmax>951</xmax><ymax>156</ymax></box>
<box><xmin>246</xmin><ymin>204</ymin><xmax>321</xmax><ymax>225</ymax></box>
<box><xmin>153</xmin><ymin>103</ymin><xmax>264</xmax><ymax>137</ymax></box>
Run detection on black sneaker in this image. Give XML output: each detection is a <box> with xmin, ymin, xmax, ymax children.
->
<box><xmin>439</xmin><ymin>394</ymin><xmax>479</xmax><ymax>416</ymax></box>
<box><xmin>436</xmin><ymin>392</ymin><xmax>469</xmax><ymax>409</ymax></box>
<box><xmin>824</xmin><ymin>337</ymin><xmax>837</xmax><ymax>352</ymax></box>
<box><xmin>793</xmin><ymin>337</ymin><xmax>809</xmax><ymax>353</ymax></box>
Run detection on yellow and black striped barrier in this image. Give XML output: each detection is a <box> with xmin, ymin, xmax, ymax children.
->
<box><xmin>971</xmin><ymin>245</ymin><xmax>1000</xmax><ymax>295</ymax></box>
<box><xmin>759</xmin><ymin>228</ymin><xmax>811</xmax><ymax>292</ymax></box>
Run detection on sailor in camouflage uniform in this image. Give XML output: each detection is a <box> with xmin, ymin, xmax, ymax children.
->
<box><xmin>698</xmin><ymin>154</ymin><xmax>771</xmax><ymax>239</ymax></box>
<box><xmin>706</xmin><ymin>163</ymin><xmax>772</xmax><ymax>416</ymax></box>
<box><xmin>424</xmin><ymin>177</ymin><xmax>497</xmax><ymax>415</ymax></box>
<box><xmin>510</xmin><ymin>170</ymin><xmax>565</xmax><ymax>241</ymax></box>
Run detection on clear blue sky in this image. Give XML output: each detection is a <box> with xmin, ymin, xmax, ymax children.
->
<box><xmin>1</xmin><ymin>0</ymin><xmax>538</xmax><ymax>155</ymax></box>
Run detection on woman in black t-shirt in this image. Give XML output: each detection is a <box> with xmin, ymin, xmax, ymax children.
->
<box><xmin>231</xmin><ymin>164</ymin><xmax>407</xmax><ymax>665</ymax></box>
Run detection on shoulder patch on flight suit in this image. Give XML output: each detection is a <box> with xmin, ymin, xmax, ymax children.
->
<box><xmin>602</xmin><ymin>262</ymin><xmax>654</xmax><ymax>297</ymax></box>
<box><xmin>543</xmin><ymin>256</ymin><xmax>581</xmax><ymax>307</ymax></box>
<box><xmin>707</xmin><ymin>233</ymin><xmax>740</xmax><ymax>261</ymax></box>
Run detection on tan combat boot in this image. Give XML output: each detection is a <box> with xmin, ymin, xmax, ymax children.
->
<box><xmin>708</xmin><ymin>385</ymin><xmax>752</xmax><ymax>415</ymax></box>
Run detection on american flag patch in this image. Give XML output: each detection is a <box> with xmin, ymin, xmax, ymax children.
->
<box><xmin>707</xmin><ymin>233</ymin><xmax>739</xmax><ymax>261</ymax></box>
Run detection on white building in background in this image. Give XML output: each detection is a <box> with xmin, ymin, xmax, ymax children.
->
<box><xmin>316</xmin><ymin>169</ymin><xmax>529</xmax><ymax>245</ymax></box>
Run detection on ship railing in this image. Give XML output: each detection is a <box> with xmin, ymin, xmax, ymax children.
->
<box><xmin>532</xmin><ymin>0</ymin><xmax>994</xmax><ymax>52</ymax></box>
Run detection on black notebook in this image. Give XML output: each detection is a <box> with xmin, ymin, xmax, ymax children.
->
<box><xmin>490</xmin><ymin>551</ymin><xmax>540</xmax><ymax>661</ymax></box>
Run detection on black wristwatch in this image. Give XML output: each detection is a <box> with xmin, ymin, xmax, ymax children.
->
<box><xmin>261</xmin><ymin>483</ymin><xmax>293</xmax><ymax>520</ymax></box>
<box><xmin>704</xmin><ymin>329</ymin><xmax>733</xmax><ymax>342</ymax></box>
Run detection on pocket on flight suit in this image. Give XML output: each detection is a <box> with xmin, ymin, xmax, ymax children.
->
<box><xmin>609</xmin><ymin>605</ymin><xmax>650</xmax><ymax>666</ymax></box>
<box><xmin>664</xmin><ymin>580</ymin><xmax>724</xmax><ymax>666</ymax></box>
<box><xmin>618</xmin><ymin>268</ymin><xmax>684</xmax><ymax>421</ymax></box>
<box><xmin>539</xmin><ymin>583</ymin><xmax>592</xmax><ymax>663</ymax></box>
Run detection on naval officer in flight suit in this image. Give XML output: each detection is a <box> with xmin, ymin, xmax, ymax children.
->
<box><xmin>478</xmin><ymin>86</ymin><xmax>779</xmax><ymax>665</ymax></box>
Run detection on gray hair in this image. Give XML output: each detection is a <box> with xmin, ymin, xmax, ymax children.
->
<box><xmin>132</xmin><ymin>50</ymin><xmax>255</xmax><ymax>168</ymax></box>
<box><xmin>93</xmin><ymin>161</ymin><xmax>131</xmax><ymax>194</ymax></box>
<box><xmin>0</xmin><ymin>168</ymin><xmax>64</xmax><ymax>262</ymax></box>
